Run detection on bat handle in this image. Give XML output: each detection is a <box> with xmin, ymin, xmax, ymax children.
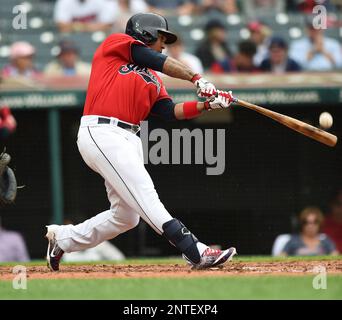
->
<box><xmin>212</xmin><ymin>91</ymin><xmax>238</xmax><ymax>103</ymax></box>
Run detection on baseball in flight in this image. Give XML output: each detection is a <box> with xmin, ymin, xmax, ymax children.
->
<box><xmin>319</xmin><ymin>112</ymin><xmax>333</xmax><ymax>129</ymax></box>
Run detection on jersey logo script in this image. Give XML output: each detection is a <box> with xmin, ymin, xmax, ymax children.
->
<box><xmin>119</xmin><ymin>64</ymin><xmax>161</xmax><ymax>94</ymax></box>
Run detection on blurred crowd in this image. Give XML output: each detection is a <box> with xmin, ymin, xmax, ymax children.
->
<box><xmin>50</xmin><ymin>0</ymin><xmax>342</xmax><ymax>20</ymax></box>
<box><xmin>1</xmin><ymin>0</ymin><xmax>342</xmax><ymax>81</ymax></box>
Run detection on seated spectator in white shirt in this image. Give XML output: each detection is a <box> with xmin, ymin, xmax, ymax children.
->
<box><xmin>145</xmin><ymin>0</ymin><xmax>198</xmax><ymax>16</ymax></box>
<box><xmin>113</xmin><ymin>0</ymin><xmax>148</xmax><ymax>32</ymax></box>
<box><xmin>44</xmin><ymin>40</ymin><xmax>91</xmax><ymax>77</ymax></box>
<box><xmin>289</xmin><ymin>17</ymin><xmax>342</xmax><ymax>71</ymax></box>
<box><xmin>0</xmin><ymin>217</ymin><xmax>30</xmax><ymax>262</ymax></box>
<box><xmin>54</xmin><ymin>0</ymin><xmax>118</xmax><ymax>33</ymax></box>
<box><xmin>167</xmin><ymin>38</ymin><xmax>203</xmax><ymax>74</ymax></box>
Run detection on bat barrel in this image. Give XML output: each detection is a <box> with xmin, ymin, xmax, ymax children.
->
<box><xmin>234</xmin><ymin>99</ymin><xmax>338</xmax><ymax>148</ymax></box>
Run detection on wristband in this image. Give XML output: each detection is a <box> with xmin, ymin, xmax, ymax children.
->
<box><xmin>190</xmin><ymin>74</ymin><xmax>201</xmax><ymax>84</ymax></box>
<box><xmin>183</xmin><ymin>101</ymin><xmax>200</xmax><ymax>119</ymax></box>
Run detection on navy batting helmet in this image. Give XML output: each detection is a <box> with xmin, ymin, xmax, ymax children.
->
<box><xmin>125</xmin><ymin>13</ymin><xmax>177</xmax><ymax>45</ymax></box>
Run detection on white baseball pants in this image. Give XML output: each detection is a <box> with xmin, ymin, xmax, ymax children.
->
<box><xmin>54</xmin><ymin>115</ymin><xmax>174</xmax><ymax>253</ymax></box>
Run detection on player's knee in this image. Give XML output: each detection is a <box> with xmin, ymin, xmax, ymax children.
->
<box><xmin>162</xmin><ymin>218</ymin><xmax>201</xmax><ymax>265</ymax></box>
<box><xmin>123</xmin><ymin>216</ymin><xmax>140</xmax><ymax>231</ymax></box>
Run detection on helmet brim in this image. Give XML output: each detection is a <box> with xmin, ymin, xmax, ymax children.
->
<box><xmin>158</xmin><ymin>29</ymin><xmax>178</xmax><ymax>44</ymax></box>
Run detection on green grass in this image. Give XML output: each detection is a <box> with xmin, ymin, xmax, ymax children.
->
<box><xmin>1</xmin><ymin>276</ymin><xmax>342</xmax><ymax>300</ymax></box>
<box><xmin>1</xmin><ymin>256</ymin><xmax>341</xmax><ymax>300</ymax></box>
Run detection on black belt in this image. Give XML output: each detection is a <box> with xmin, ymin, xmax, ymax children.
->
<box><xmin>97</xmin><ymin>117</ymin><xmax>140</xmax><ymax>134</ymax></box>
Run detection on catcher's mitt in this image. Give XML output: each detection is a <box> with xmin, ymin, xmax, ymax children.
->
<box><xmin>0</xmin><ymin>149</ymin><xmax>17</xmax><ymax>205</ymax></box>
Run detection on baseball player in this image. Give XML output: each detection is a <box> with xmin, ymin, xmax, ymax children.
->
<box><xmin>46</xmin><ymin>13</ymin><xmax>236</xmax><ymax>271</ymax></box>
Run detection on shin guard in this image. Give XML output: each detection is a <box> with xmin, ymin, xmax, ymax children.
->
<box><xmin>162</xmin><ymin>218</ymin><xmax>201</xmax><ymax>265</ymax></box>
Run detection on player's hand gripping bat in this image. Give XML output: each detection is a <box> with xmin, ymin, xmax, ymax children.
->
<box><xmin>232</xmin><ymin>97</ymin><xmax>337</xmax><ymax>147</ymax></box>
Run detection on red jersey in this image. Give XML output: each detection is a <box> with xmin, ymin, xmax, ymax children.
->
<box><xmin>83</xmin><ymin>33</ymin><xmax>170</xmax><ymax>125</ymax></box>
<box><xmin>322</xmin><ymin>215</ymin><xmax>342</xmax><ymax>253</ymax></box>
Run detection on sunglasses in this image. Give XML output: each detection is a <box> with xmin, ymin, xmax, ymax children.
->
<box><xmin>303</xmin><ymin>219</ymin><xmax>319</xmax><ymax>225</ymax></box>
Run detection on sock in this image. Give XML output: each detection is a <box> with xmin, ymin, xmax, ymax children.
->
<box><xmin>196</xmin><ymin>242</ymin><xmax>209</xmax><ymax>256</ymax></box>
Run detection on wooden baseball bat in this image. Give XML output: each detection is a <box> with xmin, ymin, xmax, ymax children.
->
<box><xmin>234</xmin><ymin>98</ymin><xmax>338</xmax><ymax>147</ymax></box>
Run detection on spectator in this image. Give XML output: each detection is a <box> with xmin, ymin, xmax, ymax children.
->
<box><xmin>287</xmin><ymin>0</ymin><xmax>336</xmax><ymax>13</ymax></box>
<box><xmin>259</xmin><ymin>36</ymin><xmax>302</xmax><ymax>73</ymax></box>
<box><xmin>195</xmin><ymin>19</ymin><xmax>232</xmax><ymax>72</ymax></box>
<box><xmin>289</xmin><ymin>17</ymin><xmax>342</xmax><ymax>71</ymax></box>
<box><xmin>248</xmin><ymin>21</ymin><xmax>272</xmax><ymax>67</ymax></box>
<box><xmin>54</xmin><ymin>0</ymin><xmax>118</xmax><ymax>33</ymax></box>
<box><xmin>323</xmin><ymin>189</ymin><xmax>342</xmax><ymax>253</ymax></box>
<box><xmin>44</xmin><ymin>40</ymin><xmax>92</xmax><ymax>77</ymax></box>
<box><xmin>1</xmin><ymin>42</ymin><xmax>40</xmax><ymax>79</ymax></box>
<box><xmin>167</xmin><ymin>38</ymin><xmax>203</xmax><ymax>74</ymax></box>
<box><xmin>241</xmin><ymin>0</ymin><xmax>284</xmax><ymax>18</ymax></box>
<box><xmin>0</xmin><ymin>217</ymin><xmax>30</xmax><ymax>262</ymax></box>
<box><xmin>199</xmin><ymin>0</ymin><xmax>238</xmax><ymax>14</ymax></box>
<box><xmin>281</xmin><ymin>207</ymin><xmax>338</xmax><ymax>256</ymax></box>
<box><xmin>113</xmin><ymin>0</ymin><xmax>148</xmax><ymax>32</ymax></box>
<box><xmin>146</xmin><ymin>0</ymin><xmax>198</xmax><ymax>16</ymax></box>
<box><xmin>0</xmin><ymin>107</ymin><xmax>17</xmax><ymax>140</ymax></box>
<box><xmin>231</xmin><ymin>40</ymin><xmax>258</xmax><ymax>73</ymax></box>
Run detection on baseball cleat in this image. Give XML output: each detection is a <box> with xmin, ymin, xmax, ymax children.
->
<box><xmin>183</xmin><ymin>247</ymin><xmax>237</xmax><ymax>270</ymax></box>
<box><xmin>45</xmin><ymin>225</ymin><xmax>64</xmax><ymax>271</ymax></box>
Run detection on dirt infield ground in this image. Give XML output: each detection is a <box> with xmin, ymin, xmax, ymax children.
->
<box><xmin>1</xmin><ymin>260</ymin><xmax>341</xmax><ymax>280</ymax></box>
